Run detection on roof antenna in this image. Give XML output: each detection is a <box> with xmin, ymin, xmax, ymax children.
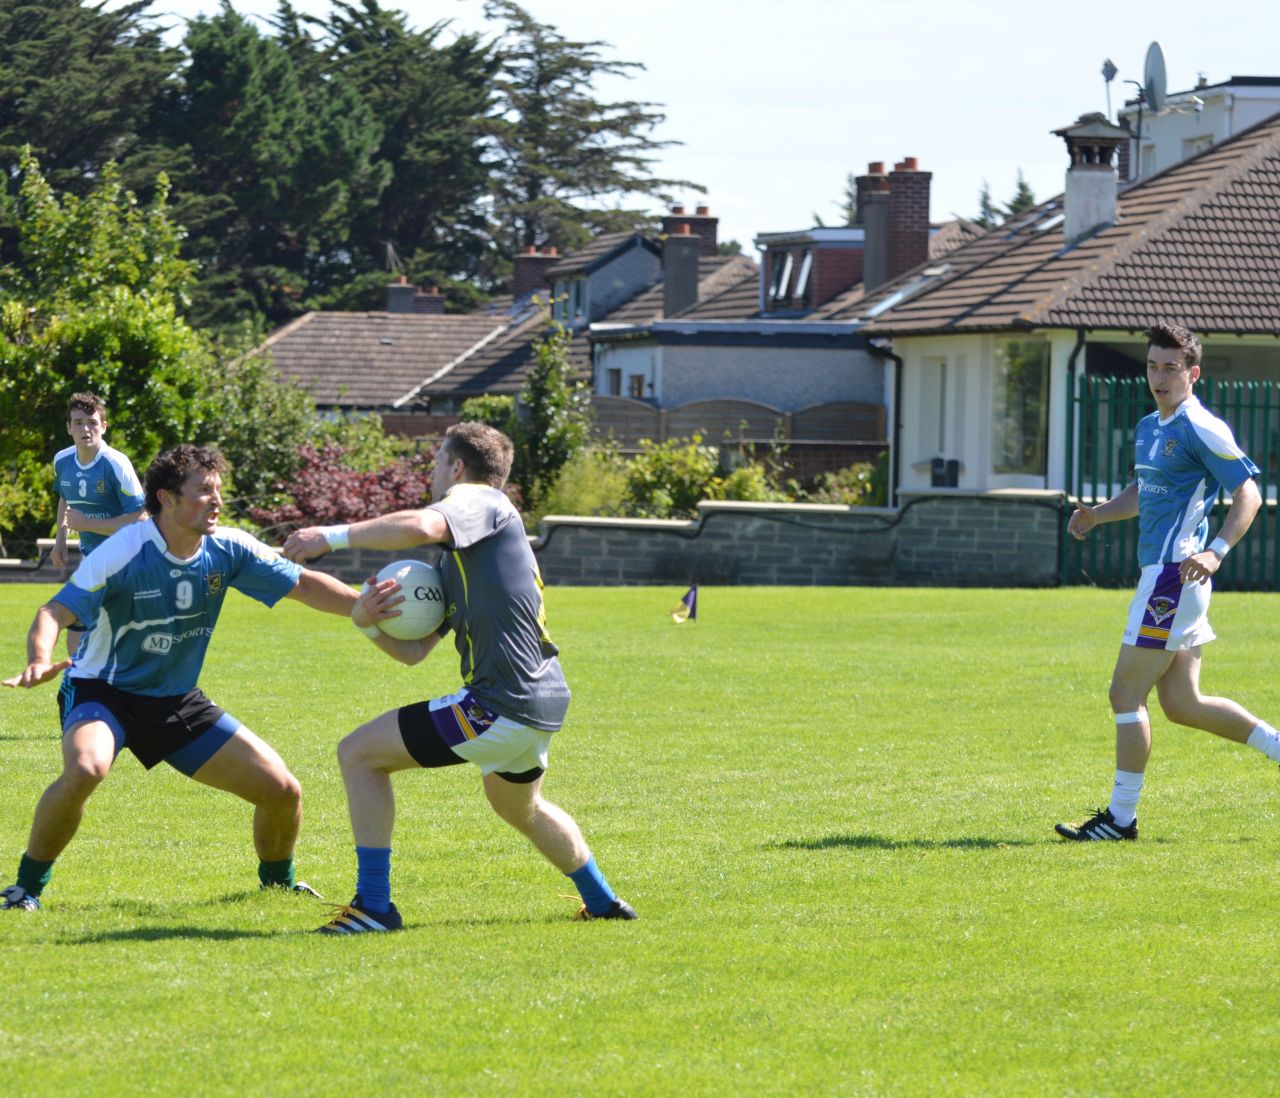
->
<box><xmin>383</xmin><ymin>242</ymin><xmax>404</xmax><ymax>274</ymax></box>
<box><xmin>1101</xmin><ymin>57</ymin><xmax>1117</xmax><ymax>120</ymax></box>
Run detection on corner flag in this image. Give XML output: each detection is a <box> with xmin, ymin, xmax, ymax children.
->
<box><xmin>670</xmin><ymin>584</ymin><xmax>697</xmax><ymax>623</ymax></box>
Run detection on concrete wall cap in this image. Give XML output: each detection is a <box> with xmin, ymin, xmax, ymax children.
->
<box><xmin>896</xmin><ymin>488</ymin><xmax>1067</xmax><ymax>501</ymax></box>
<box><xmin>696</xmin><ymin>500</ymin><xmax>897</xmax><ymax>516</ymax></box>
<box><xmin>538</xmin><ymin>514</ymin><xmax>696</xmax><ymax>530</ymax></box>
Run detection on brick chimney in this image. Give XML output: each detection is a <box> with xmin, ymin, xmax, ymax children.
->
<box><xmin>385</xmin><ymin>275</ymin><xmax>415</xmax><ymax>313</ymax></box>
<box><xmin>412</xmin><ymin>286</ymin><xmax>445</xmax><ymax>314</ymax></box>
<box><xmin>1053</xmin><ymin>113</ymin><xmax>1128</xmax><ymax>245</ymax></box>
<box><xmin>512</xmin><ymin>245</ymin><xmax>560</xmax><ymax>300</ymax></box>
<box><xmin>662</xmin><ymin>203</ymin><xmax>719</xmax><ymax>257</ymax></box>
<box><xmin>663</xmin><ymin>225</ymin><xmax>701</xmax><ymax>317</ymax></box>
<box><xmin>888</xmin><ymin>157</ymin><xmax>931</xmax><ymax>281</ymax></box>
<box><xmin>861</xmin><ymin>174</ymin><xmax>891</xmax><ymax>292</ymax></box>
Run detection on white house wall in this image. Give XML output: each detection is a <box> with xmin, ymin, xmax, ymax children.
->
<box><xmin>896</xmin><ymin>334</ymin><xmax>984</xmax><ymax>490</ymax></box>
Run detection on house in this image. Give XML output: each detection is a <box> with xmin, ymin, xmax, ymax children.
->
<box><xmin>848</xmin><ymin>108</ymin><xmax>1280</xmax><ymax>499</ymax></box>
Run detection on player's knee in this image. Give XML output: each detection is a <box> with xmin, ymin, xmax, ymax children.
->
<box><xmin>487</xmin><ymin>789</ymin><xmax>538</xmax><ymax>830</ymax></box>
<box><xmin>62</xmin><ymin>754</ymin><xmax>110</xmax><ymax>790</ymax></box>
<box><xmin>336</xmin><ymin>732</ymin><xmax>366</xmax><ymax>773</ymax></box>
<box><xmin>1159</xmin><ymin>694</ymin><xmax>1200</xmax><ymax>727</ymax></box>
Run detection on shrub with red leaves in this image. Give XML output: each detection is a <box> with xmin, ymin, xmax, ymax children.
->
<box><xmin>250</xmin><ymin>441</ymin><xmax>435</xmax><ymax>538</ymax></box>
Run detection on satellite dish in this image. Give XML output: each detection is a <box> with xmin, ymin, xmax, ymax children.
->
<box><xmin>1144</xmin><ymin>41</ymin><xmax>1167</xmax><ymax>111</ymax></box>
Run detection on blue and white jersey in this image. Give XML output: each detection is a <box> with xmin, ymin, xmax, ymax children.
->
<box><xmin>1133</xmin><ymin>395</ymin><xmax>1258</xmax><ymax>566</ymax></box>
<box><xmin>53</xmin><ymin>443</ymin><xmax>145</xmax><ymax>556</ymax></box>
<box><xmin>52</xmin><ymin>522</ymin><xmax>301</xmax><ymax>697</ymax></box>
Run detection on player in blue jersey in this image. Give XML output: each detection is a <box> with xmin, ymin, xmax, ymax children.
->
<box><xmin>51</xmin><ymin>393</ymin><xmax>147</xmax><ymax>655</ymax></box>
<box><xmin>2</xmin><ymin>444</ymin><xmax>359</xmax><ymax>913</ymax></box>
<box><xmin>1057</xmin><ymin>323</ymin><xmax>1280</xmax><ymax>841</ymax></box>
<box><xmin>283</xmin><ymin>423</ymin><xmax>634</xmax><ymax>932</ymax></box>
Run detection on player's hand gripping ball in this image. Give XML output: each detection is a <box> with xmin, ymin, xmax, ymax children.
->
<box><xmin>369</xmin><ymin>559</ymin><xmax>446</xmax><ymax>640</ymax></box>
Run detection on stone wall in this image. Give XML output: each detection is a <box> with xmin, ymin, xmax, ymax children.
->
<box><xmin>1</xmin><ymin>492</ymin><xmax>1068</xmax><ymax>589</ymax></box>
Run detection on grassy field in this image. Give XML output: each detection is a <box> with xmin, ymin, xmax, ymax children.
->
<box><xmin>2</xmin><ymin>582</ymin><xmax>1280</xmax><ymax>1096</ymax></box>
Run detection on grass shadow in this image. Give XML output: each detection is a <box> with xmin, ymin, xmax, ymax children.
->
<box><xmin>62</xmin><ymin>925</ymin><xmax>288</xmax><ymax>944</ymax></box>
<box><xmin>771</xmin><ymin>833</ymin><xmax>1035</xmax><ymax>852</ymax></box>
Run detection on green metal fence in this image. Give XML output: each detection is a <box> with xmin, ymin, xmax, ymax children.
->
<box><xmin>1063</xmin><ymin>374</ymin><xmax>1280</xmax><ymax>589</ymax></box>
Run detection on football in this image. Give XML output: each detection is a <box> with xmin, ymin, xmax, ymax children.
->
<box><xmin>370</xmin><ymin>559</ymin><xmax>446</xmax><ymax>640</ymax></box>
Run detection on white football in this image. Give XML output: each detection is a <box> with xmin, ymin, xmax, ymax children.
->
<box><xmin>370</xmin><ymin>559</ymin><xmax>446</xmax><ymax>640</ymax></box>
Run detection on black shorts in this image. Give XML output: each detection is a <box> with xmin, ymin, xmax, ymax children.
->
<box><xmin>57</xmin><ymin>677</ymin><xmax>241</xmax><ymax>776</ymax></box>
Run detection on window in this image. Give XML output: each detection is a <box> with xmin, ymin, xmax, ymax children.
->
<box><xmin>920</xmin><ymin>357</ymin><xmax>947</xmax><ymax>454</ymax></box>
<box><xmin>793</xmin><ymin>249</ymin><xmax>813</xmax><ymax>304</ymax></box>
<box><xmin>628</xmin><ymin>374</ymin><xmax>646</xmax><ymax>398</ymax></box>
<box><xmin>991</xmin><ymin>338</ymin><xmax>1050</xmax><ymax>475</ymax></box>
<box><xmin>606</xmin><ymin>369</ymin><xmax>622</xmax><ymax>396</ymax></box>
<box><xmin>1182</xmin><ymin>135</ymin><xmax>1213</xmax><ymax>160</ymax></box>
<box><xmin>570</xmin><ymin>279</ymin><xmax>585</xmax><ymax>320</ymax></box>
<box><xmin>769</xmin><ymin>252</ymin><xmax>793</xmax><ymax>302</ymax></box>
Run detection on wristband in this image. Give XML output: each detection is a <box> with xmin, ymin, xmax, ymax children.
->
<box><xmin>353</xmin><ymin>618</ymin><xmax>381</xmax><ymax>639</ymax></box>
<box><xmin>1208</xmin><ymin>537</ymin><xmax>1231</xmax><ymax>560</ymax></box>
<box><xmin>320</xmin><ymin>525</ymin><xmax>351</xmax><ymax>550</ymax></box>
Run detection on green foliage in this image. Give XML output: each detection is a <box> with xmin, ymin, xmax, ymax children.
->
<box><xmin>798</xmin><ymin>454</ymin><xmax>889</xmax><ymax>507</ymax></box>
<box><xmin>976</xmin><ymin>179</ymin><xmax>999</xmax><ymax>229</ymax></box>
<box><xmin>314</xmin><ymin>412</ymin><xmax>417</xmax><ymax>472</ymax></box>
<box><xmin>1002</xmin><ymin>169</ymin><xmax>1037</xmax><ymax>221</ymax></box>
<box><xmin>460</xmin><ymin>393</ymin><xmax>519</xmax><ymax>438</ymax></box>
<box><xmin>622</xmin><ymin>436</ymin><xmax>721</xmax><ymax>518</ymax></box>
<box><xmin>526</xmin><ymin>445</ymin><xmax>629</xmax><ymax>528</ymax></box>
<box><xmin>483</xmin><ymin>0</ymin><xmax>700</xmax><ymax>257</ymax></box>
<box><xmin>718</xmin><ymin>461</ymin><xmax>788</xmax><ymax>502</ymax></box>
<box><xmin>514</xmin><ymin>323</ymin><xmax>593</xmax><ymax>507</ymax></box>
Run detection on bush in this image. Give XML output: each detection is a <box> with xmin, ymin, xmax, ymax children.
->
<box><xmin>800</xmin><ymin>452</ymin><xmax>889</xmax><ymax>506</ymax></box>
<box><xmin>459</xmin><ymin>394</ymin><xmax>518</xmax><ymax>438</ymax></box>
<box><xmin>717</xmin><ymin>461</ymin><xmax>788</xmax><ymax>503</ymax></box>
<box><xmin>527</xmin><ymin>446</ymin><xmax>629</xmax><ymax>527</ymax></box>
<box><xmin>622</xmin><ymin>436</ymin><xmax>721</xmax><ymax>518</ymax></box>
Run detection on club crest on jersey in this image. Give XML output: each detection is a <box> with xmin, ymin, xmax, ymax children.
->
<box><xmin>1147</xmin><ymin>597</ymin><xmax>1177</xmax><ymax>625</ymax></box>
<box><xmin>95</xmin><ymin>479</ymin><xmax>106</xmax><ymax>494</ymax></box>
<box><xmin>206</xmin><ymin>572</ymin><xmax>224</xmax><ymax>595</ymax></box>
<box><xmin>1162</xmin><ymin>439</ymin><xmax>1178</xmax><ymax>457</ymax></box>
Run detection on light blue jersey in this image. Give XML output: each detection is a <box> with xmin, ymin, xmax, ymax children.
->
<box><xmin>53</xmin><ymin>444</ymin><xmax>145</xmax><ymax>556</ymax></box>
<box><xmin>1133</xmin><ymin>395</ymin><xmax>1258</xmax><ymax>566</ymax></box>
<box><xmin>52</xmin><ymin>522</ymin><xmax>301</xmax><ymax>697</ymax></box>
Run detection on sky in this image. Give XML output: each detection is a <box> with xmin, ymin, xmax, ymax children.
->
<box><xmin>136</xmin><ymin>0</ymin><xmax>1280</xmax><ymax>252</ymax></box>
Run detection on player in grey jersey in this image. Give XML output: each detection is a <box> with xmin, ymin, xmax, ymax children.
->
<box><xmin>284</xmin><ymin>422</ymin><xmax>634</xmax><ymax>932</ymax></box>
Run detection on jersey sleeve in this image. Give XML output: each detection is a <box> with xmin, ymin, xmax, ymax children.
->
<box><xmin>429</xmin><ymin>487</ymin><xmax>515</xmax><ymax>550</ymax></box>
<box><xmin>222</xmin><ymin>529</ymin><xmax>303</xmax><ymax>607</ymax></box>
<box><xmin>49</xmin><ymin>528</ymin><xmax>135</xmax><ymax>625</ymax></box>
<box><xmin>105</xmin><ymin>451</ymin><xmax>146</xmax><ymax>514</ymax></box>
<box><xmin>1188</xmin><ymin>413</ymin><xmax>1260</xmax><ymax>492</ymax></box>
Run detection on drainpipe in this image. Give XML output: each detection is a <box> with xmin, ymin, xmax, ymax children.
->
<box><xmin>868</xmin><ymin>339</ymin><xmax>905</xmax><ymax>508</ymax></box>
<box><xmin>1061</xmin><ymin>327</ymin><xmax>1087</xmax><ymax>585</ymax></box>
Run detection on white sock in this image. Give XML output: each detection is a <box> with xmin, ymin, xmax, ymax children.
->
<box><xmin>1246</xmin><ymin>722</ymin><xmax>1280</xmax><ymax>763</ymax></box>
<box><xmin>1108</xmin><ymin>769</ymin><xmax>1145</xmax><ymax>827</ymax></box>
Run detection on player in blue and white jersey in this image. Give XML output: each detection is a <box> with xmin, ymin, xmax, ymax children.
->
<box><xmin>51</xmin><ymin>392</ymin><xmax>147</xmax><ymax>655</ymax></box>
<box><xmin>283</xmin><ymin>423</ymin><xmax>634</xmax><ymax>933</ymax></box>
<box><xmin>2</xmin><ymin>445</ymin><xmax>359</xmax><ymax>913</ymax></box>
<box><xmin>1057</xmin><ymin>323</ymin><xmax>1280</xmax><ymax>841</ymax></box>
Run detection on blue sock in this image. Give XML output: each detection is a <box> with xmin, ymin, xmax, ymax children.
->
<box><xmin>566</xmin><ymin>854</ymin><xmax>616</xmax><ymax>916</ymax></box>
<box><xmin>355</xmin><ymin>846</ymin><xmax>392</xmax><ymax>913</ymax></box>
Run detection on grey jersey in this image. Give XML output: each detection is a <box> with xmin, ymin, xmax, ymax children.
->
<box><xmin>429</xmin><ymin>483</ymin><xmax>569</xmax><ymax>731</ymax></box>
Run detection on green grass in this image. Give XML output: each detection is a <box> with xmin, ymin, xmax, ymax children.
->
<box><xmin>3</xmin><ymin>583</ymin><xmax>1280</xmax><ymax>1096</ymax></box>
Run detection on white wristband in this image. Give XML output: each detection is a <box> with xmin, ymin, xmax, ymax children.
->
<box><xmin>353</xmin><ymin>617</ymin><xmax>381</xmax><ymax>639</ymax></box>
<box><xmin>1208</xmin><ymin>536</ymin><xmax>1231</xmax><ymax>560</ymax></box>
<box><xmin>320</xmin><ymin>525</ymin><xmax>351</xmax><ymax>551</ymax></box>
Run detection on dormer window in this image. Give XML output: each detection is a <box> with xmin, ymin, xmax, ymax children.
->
<box><xmin>767</xmin><ymin>247</ymin><xmax>812</xmax><ymax>310</ymax></box>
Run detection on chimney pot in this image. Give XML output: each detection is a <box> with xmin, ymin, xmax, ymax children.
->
<box><xmin>868</xmin><ymin>161</ymin><xmax>885</xmax><ymax>175</ymax></box>
<box><xmin>902</xmin><ymin>157</ymin><xmax>919</xmax><ymax>171</ymax></box>
<box><xmin>671</xmin><ymin>204</ymin><xmax>685</xmax><ymax>215</ymax></box>
<box><xmin>543</xmin><ymin>246</ymin><xmax>558</xmax><ymax>256</ymax></box>
<box><xmin>522</xmin><ymin>245</ymin><xmax>537</xmax><ymax>255</ymax></box>
<box><xmin>695</xmin><ymin>204</ymin><xmax>710</xmax><ymax>215</ymax></box>
<box><xmin>678</xmin><ymin>224</ymin><xmax>691</xmax><ymax>235</ymax></box>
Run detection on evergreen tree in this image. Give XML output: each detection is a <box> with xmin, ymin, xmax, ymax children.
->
<box><xmin>975</xmin><ymin>180</ymin><xmax>999</xmax><ymax>229</ymax></box>
<box><xmin>483</xmin><ymin>0</ymin><xmax>701</xmax><ymax>265</ymax></box>
<box><xmin>839</xmin><ymin>171</ymin><xmax>859</xmax><ymax>226</ymax></box>
<box><xmin>514</xmin><ymin>322</ymin><xmax>593</xmax><ymax>508</ymax></box>
<box><xmin>1002</xmin><ymin>170</ymin><xmax>1037</xmax><ymax>222</ymax></box>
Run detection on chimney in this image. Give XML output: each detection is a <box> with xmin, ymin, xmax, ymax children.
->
<box><xmin>512</xmin><ymin>245</ymin><xmax>560</xmax><ymax>300</ymax></box>
<box><xmin>887</xmin><ymin>157</ymin><xmax>931</xmax><ymax>281</ymax></box>
<box><xmin>861</xmin><ymin>174</ymin><xmax>891</xmax><ymax>292</ymax></box>
<box><xmin>663</xmin><ymin>225</ymin><xmax>701</xmax><ymax>317</ymax></box>
<box><xmin>385</xmin><ymin>275</ymin><xmax>415</xmax><ymax>313</ymax></box>
<box><xmin>852</xmin><ymin>161</ymin><xmax>887</xmax><ymax>228</ymax></box>
<box><xmin>662</xmin><ymin>203</ymin><xmax>719</xmax><ymax>257</ymax></box>
<box><xmin>1053</xmin><ymin>112</ymin><xmax>1128</xmax><ymax>245</ymax></box>
<box><xmin>412</xmin><ymin>286</ymin><xmax>446</xmax><ymax>315</ymax></box>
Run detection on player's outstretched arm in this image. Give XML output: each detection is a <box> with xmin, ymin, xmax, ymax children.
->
<box><xmin>2</xmin><ymin>603</ymin><xmax>75</xmax><ymax>689</ymax></box>
<box><xmin>64</xmin><ymin>508</ymin><xmax>147</xmax><ymax>536</ymax></box>
<box><xmin>282</xmin><ymin>508</ymin><xmax>450</xmax><ymax>563</ymax></box>
<box><xmin>286</xmin><ymin>567</ymin><xmax>360</xmax><ymax>616</ymax></box>
<box><xmin>352</xmin><ymin>576</ymin><xmax>442</xmax><ymax>666</ymax></box>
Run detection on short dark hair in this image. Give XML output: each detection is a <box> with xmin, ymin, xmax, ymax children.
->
<box><xmin>1145</xmin><ymin>323</ymin><xmax>1203</xmax><ymax>368</ymax></box>
<box><xmin>145</xmin><ymin>444</ymin><xmax>227</xmax><ymax>515</ymax></box>
<box><xmin>443</xmin><ymin>422</ymin><xmax>514</xmax><ymax>488</ymax></box>
<box><xmin>67</xmin><ymin>392</ymin><xmax>107</xmax><ymax>421</ymax></box>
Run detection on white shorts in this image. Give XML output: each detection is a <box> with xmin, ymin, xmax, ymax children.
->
<box><xmin>1122</xmin><ymin>563</ymin><xmax>1216</xmax><ymax>651</ymax></box>
<box><xmin>427</xmin><ymin>690</ymin><xmax>552</xmax><ymax>776</ymax></box>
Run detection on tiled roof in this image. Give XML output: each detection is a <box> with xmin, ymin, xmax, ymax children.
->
<box><xmin>261</xmin><ymin>312</ymin><xmax>507</xmax><ymax>408</ymax></box>
<box><xmin>673</xmin><ymin>259</ymin><xmax>761</xmax><ymax>320</ymax></box>
<box><xmin>544</xmin><ymin>231</ymin><xmax>658</xmax><ymax>278</ymax></box>
<box><xmin>929</xmin><ymin>218</ymin><xmax>985</xmax><ymax>259</ymax></box>
<box><xmin>858</xmin><ymin>110</ymin><xmax>1280</xmax><ymax>336</ymax></box>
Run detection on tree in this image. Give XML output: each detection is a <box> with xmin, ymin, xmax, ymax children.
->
<box><xmin>483</xmin><ymin>0</ymin><xmax>701</xmax><ymax>265</ymax></box>
<box><xmin>975</xmin><ymin>180</ymin><xmax>999</xmax><ymax>229</ymax></box>
<box><xmin>513</xmin><ymin>322</ymin><xmax>593</xmax><ymax>507</ymax></box>
<box><xmin>839</xmin><ymin>171</ymin><xmax>859</xmax><ymax>226</ymax></box>
<box><xmin>1002</xmin><ymin>170</ymin><xmax>1037</xmax><ymax>222</ymax></box>
<box><xmin>0</xmin><ymin>151</ymin><xmax>209</xmax><ymax>552</ymax></box>
<box><xmin>0</xmin><ymin>0</ymin><xmax>180</xmax><ymax>267</ymax></box>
